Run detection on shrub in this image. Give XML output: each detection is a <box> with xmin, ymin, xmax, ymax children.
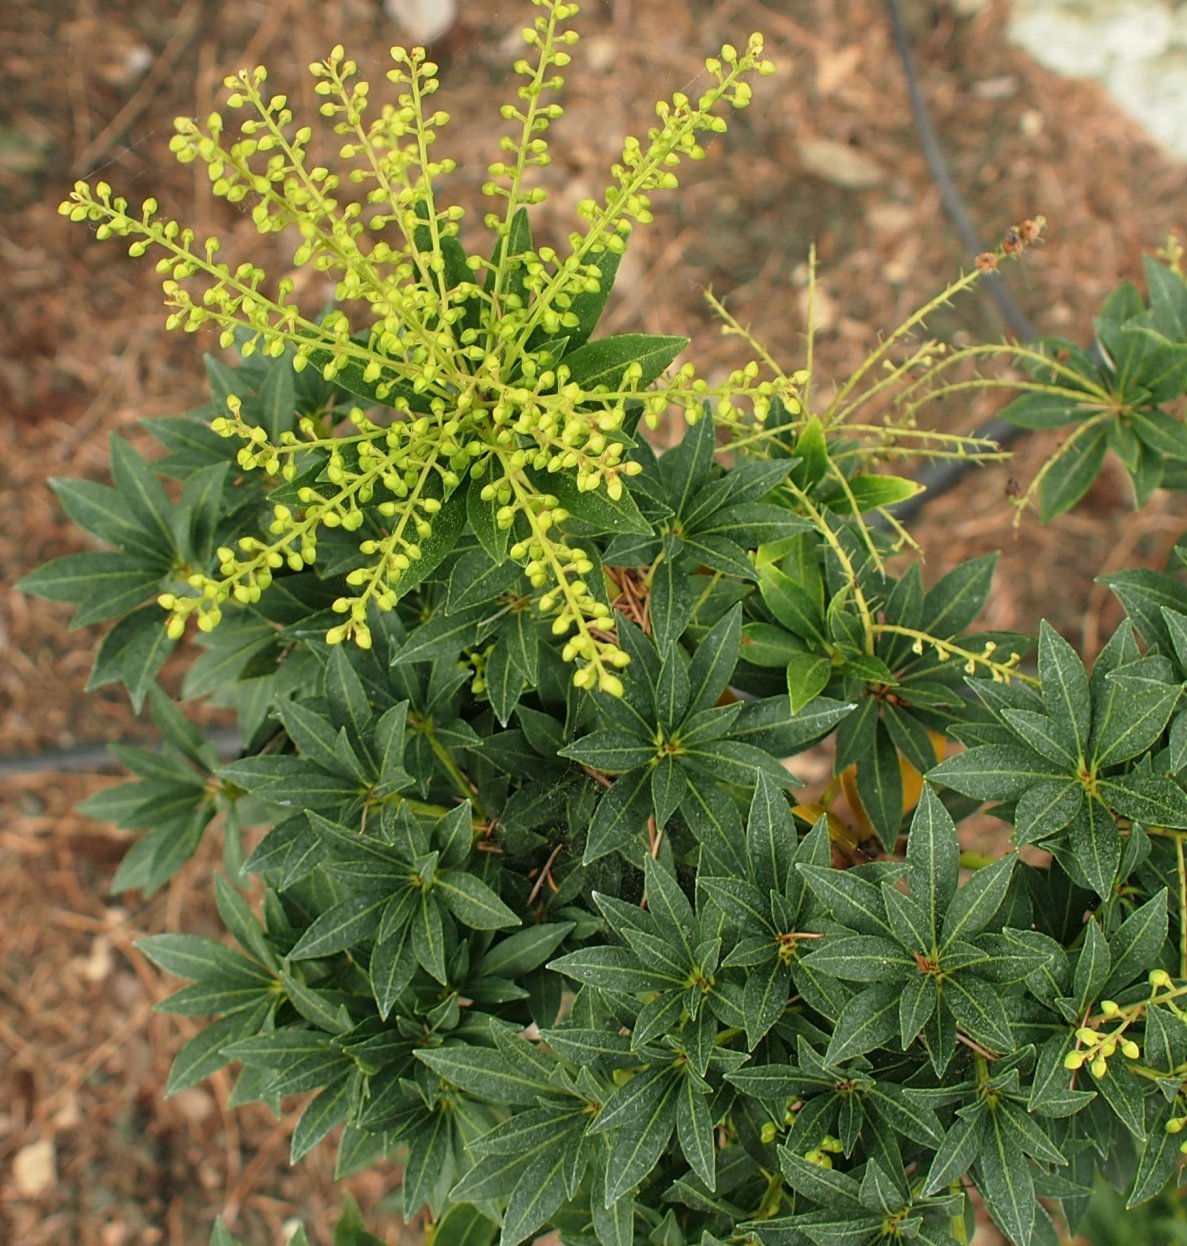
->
<box><xmin>22</xmin><ymin>2</ymin><xmax>1187</xmax><ymax>1243</ymax></box>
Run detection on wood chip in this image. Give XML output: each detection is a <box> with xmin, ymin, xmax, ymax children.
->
<box><xmin>796</xmin><ymin>137</ymin><xmax>885</xmax><ymax>189</ymax></box>
<box><xmin>12</xmin><ymin>1139</ymin><xmax>56</xmax><ymax>1197</ymax></box>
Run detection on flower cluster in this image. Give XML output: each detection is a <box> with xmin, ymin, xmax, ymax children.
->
<box><xmin>1063</xmin><ymin>1005</ymin><xmax>1142</xmax><ymax>1079</ymax></box>
<box><xmin>59</xmin><ymin>0</ymin><xmax>780</xmax><ymax>690</ymax></box>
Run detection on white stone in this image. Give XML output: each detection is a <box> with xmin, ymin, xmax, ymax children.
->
<box><xmin>1007</xmin><ymin>9</ymin><xmax>1113</xmax><ymax>77</ymax></box>
<box><xmin>384</xmin><ymin>0</ymin><xmax>458</xmax><ymax>43</ymax></box>
<box><xmin>1098</xmin><ymin>0</ymin><xmax>1174</xmax><ymax>61</ymax></box>
<box><xmin>1007</xmin><ymin>0</ymin><xmax>1187</xmax><ymax>162</ymax></box>
<box><xmin>1107</xmin><ymin>57</ymin><xmax>1187</xmax><ymax>157</ymax></box>
<box><xmin>12</xmin><ymin>1140</ymin><xmax>56</xmax><ymax>1197</ymax></box>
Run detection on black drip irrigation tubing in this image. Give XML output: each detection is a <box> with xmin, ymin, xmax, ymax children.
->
<box><xmin>0</xmin><ymin>727</ymin><xmax>244</xmax><ymax>776</ymax></box>
<box><xmin>880</xmin><ymin>0</ymin><xmax>1038</xmax><ymax>526</ymax></box>
<box><xmin>5</xmin><ymin>4</ymin><xmax>1041</xmax><ymax>778</ymax></box>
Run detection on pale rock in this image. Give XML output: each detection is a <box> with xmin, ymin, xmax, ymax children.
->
<box><xmin>1008</xmin><ymin>0</ymin><xmax>1187</xmax><ymax>162</ymax></box>
<box><xmin>796</xmin><ymin>138</ymin><xmax>885</xmax><ymax>189</ymax></box>
<box><xmin>866</xmin><ymin>202</ymin><xmax>916</xmax><ymax>234</ymax></box>
<box><xmin>171</xmin><ymin>1087</ymin><xmax>214</xmax><ymax>1124</ymax></box>
<box><xmin>1007</xmin><ymin>9</ymin><xmax>1112</xmax><ymax>77</ymax></box>
<box><xmin>53</xmin><ymin>1094</ymin><xmax>81</xmax><ymax>1129</ymax></box>
<box><xmin>384</xmin><ymin>0</ymin><xmax>458</xmax><ymax>43</ymax></box>
<box><xmin>12</xmin><ymin>1139</ymin><xmax>56</xmax><ymax>1197</ymax></box>
<box><xmin>1098</xmin><ymin>0</ymin><xmax>1174</xmax><ymax>60</ymax></box>
<box><xmin>83</xmin><ymin>934</ymin><xmax>113</xmax><ymax>984</ymax></box>
<box><xmin>1108</xmin><ymin>58</ymin><xmax>1187</xmax><ymax>157</ymax></box>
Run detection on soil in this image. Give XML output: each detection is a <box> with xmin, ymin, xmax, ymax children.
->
<box><xmin>2</xmin><ymin>0</ymin><xmax>1186</xmax><ymax>1242</ymax></box>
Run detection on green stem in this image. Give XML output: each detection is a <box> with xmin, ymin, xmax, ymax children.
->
<box><xmin>824</xmin><ymin>266</ymin><xmax>985</xmax><ymax>425</ymax></box>
<box><xmin>422</xmin><ymin>722</ymin><xmax>483</xmax><ymax>814</ymax></box>
<box><xmin>1177</xmin><ymin>833</ymin><xmax>1187</xmax><ymax>979</ymax></box>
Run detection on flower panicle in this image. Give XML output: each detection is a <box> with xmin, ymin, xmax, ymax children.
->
<box><xmin>59</xmin><ymin>7</ymin><xmax>780</xmax><ymax>694</ymax></box>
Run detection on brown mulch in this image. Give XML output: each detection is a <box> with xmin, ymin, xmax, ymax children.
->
<box><xmin>3</xmin><ymin>0</ymin><xmax>1186</xmax><ymax>1242</ymax></box>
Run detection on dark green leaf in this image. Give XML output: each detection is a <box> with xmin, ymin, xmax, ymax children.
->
<box><xmin>370</xmin><ymin>921</ymin><xmax>416</xmax><ymax>1020</ymax></box>
<box><xmin>548</xmin><ymin>945</ymin><xmax>681</xmax><ymax>992</ymax></box>
<box><xmin>802</xmin><ymin>935</ymin><xmax>916</xmax><ymax>982</ymax></box>
<box><xmin>661</xmin><ymin>409</ymin><xmax>716</xmax><ymax>519</ymax></box>
<box><xmin>1073</xmin><ymin>919</ymin><xmax>1111</xmax><ymax>1012</ymax></box>
<box><xmin>999</xmin><ymin>388</ymin><xmax>1090</xmax><ymax>430</ymax></box>
<box><xmin>87</xmin><ymin>604</ymin><xmax>178</xmax><ymax>712</ymax></box>
<box><xmin>976</xmin><ymin>1110</ymin><xmax>1035</xmax><ymax>1245</ymax></box>
<box><xmin>855</xmin><ymin>723</ymin><xmax>903</xmax><ymax>849</ymax></box>
<box><xmin>651</xmin><ymin>754</ymin><xmax>688</xmax><ymax>828</ymax></box>
<box><xmin>562</xmin><ymin>333</ymin><xmax>687</xmax><ymax>392</ymax></box>
<box><xmin>677</xmin><ymin>1075</ymin><xmax>717</xmax><ymax>1190</ymax></box>
<box><xmin>18</xmin><ymin>552</ymin><xmax>161</xmax><ymax>624</ymax></box>
<box><xmin>436</xmin><ymin>869</ymin><xmax>520</xmax><ymax>931</ymax></box>
<box><xmin>651</xmin><ymin>552</ymin><xmax>694</xmax><ymax>654</ymax></box>
<box><xmin>165</xmin><ymin>1004</ymin><xmax>270</xmax><ymax>1096</ymax></box>
<box><xmin>412</xmin><ymin>891</ymin><xmax>447</xmax><ymax>983</ymax></box>
<box><xmin>583</xmin><ymin>769</ymin><xmax>652</xmax><ymax>864</ymax></box>
<box><xmin>743</xmin><ymin>956</ymin><xmax>792</xmax><ymax>1049</ymax></box>
<box><xmin>798</xmin><ymin>865</ymin><xmax>892</xmax><ymax>938</ymax></box>
<box><xmin>1091</xmin><ymin>1061</ymin><xmax>1148</xmax><ymax>1141</ymax></box>
<box><xmin>1099</xmin><ymin>772</ymin><xmax>1187</xmax><ymax>828</ymax></box>
<box><xmin>928</xmin><ymin>745</ymin><xmax>1065</xmax><ymax>801</ymax></box>
<box><xmin>109</xmin><ymin>434</ymin><xmax>180</xmax><ymax>557</ymax></box>
<box><xmin>1093</xmin><ymin>674</ymin><xmax>1181</xmax><ymax>767</ymax></box>
<box><xmin>898</xmin><ymin>975</ymin><xmax>937</xmax><ymax>1049</ymax></box>
<box><xmin>941</xmin><ymin>855</ymin><xmax>1015</xmax><ymax>947</ymax></box>
<box><xmin>924</xmin><ymin>1110</ymin><xmax>984</xmax><ymax>1194</ymax></box>
<box><xmin>1037</xmin><ymin>621</ymin><xmax>1091</xmax><ymax>758</ymax></box>
<box><xmin>416</xmin><ymin>1044</ymin><xmax>553</xmax><ymax>1106</ymax></box>
<box><xmin>1039</xmin><ymin>424</ymin><xmax>1109</xmax><ymax>522</ymax></box>
<box><xmin>480</xmin><ymin>923</ymin><xmax>574</xmax><ymax>979</ymax></box>
<box><xmin>1065</xmin><ymin>797</ymin><xmax>1121</xmax><ymax>900</ymax></box>
<box><xmin>528</xmin><ymin>466</ymin><xmax>652</xmax><ymax>536</ymax></box>
<box><xmin>137</xmin><ymin>934</ymin><xmax>272</xmax><ymax>985</ymax></box>
<box><xmin>290</xmin><ymin>1071</ymin><xmax>355</xmax><ymax>1162</ymax></box>
<box><xmin>1099</xmin><ymin>568</ymin><xmax>1187</xmax><ymax>651</ymax></box>
<box><xmin>825</xmin><ymin>982</ymin><xmax>900</xmax><ymax>1063</ymax></box>
<box><xmin>921</xmin><ymin>555</ymin><xmax>996</xmax><ymax>638</ymax></box>
<box><xmin>500</xmin><ymin>1147</ymin><xmax>572</xmax><ymax>1246</ymax></box>
<box><xmin>289</xmin><ymin>895</ymin><xmax>387</xmax><ymax>961</ymax></box>
<box><xmin>401</xmin><ymin>1109</ymin><xmax>453</xmax><ymax>1216</ymax></box>
<box><xmin>907</xmin><ymin>786</ymin><xmax>960</xmax><ymax>948</ymax></box>
<box><xmin>1000</xmin><ymin>709</ymin><xmax>1077</xmax><ymax>767</ymax></box>
<box><xmin>560</xmin><ymin>729</ymin><xmax>655</xmax><ymax>773</ymax></box>
<box><xmin>1127</xmin><ymin>1104</ymin><xmax>1182</xmax><ymax>1208</ymax></box>
<box><xmin>687</xmin><ymin>604</ymin><xmax>743</xmax><ymax>713</ymax></box>
<box><xmin>944</xmin><ymin>975</ymin><xmax>1013</xmax><ymax>1052</ymax></box>
<box><xmin>567</xmin><ymin>245</ymin><xmax>621</xmax><ymax>348</ymax></box>
<box><xmin>603</xmin><ymin>1066</ymin><xmax>680</xmax><ymax>1203</ymax></box>
<box><xmin>48</xmin><ymin>476</ymin><xmax>167</xmax><ymax>563</ymax></box>
<box><xmin>1102</xmin><ymin>889</ymin><xmax>1168</xmax><ymax>996</ymax></box>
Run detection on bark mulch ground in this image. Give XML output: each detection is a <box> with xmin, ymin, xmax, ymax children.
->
<box><xmin>3</xmin><ymin>0</ymin><xmax>1186</xmax><ymax>1241</ymax></box>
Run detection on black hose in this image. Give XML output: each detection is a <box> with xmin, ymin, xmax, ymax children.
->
<box><xmin>884</xmin><ymin>0</ymin><xmax>1038</xmax><ymax>343</ymax></box>
<box><xmin>881</xmin><ymin>0</ymin><xmax>1036</xmax><ymax>525</ymax></box>
<box><xmin>0</xmin><ymin>727</ymin><xmax>243</xmax><ymax>776</ymax></box>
